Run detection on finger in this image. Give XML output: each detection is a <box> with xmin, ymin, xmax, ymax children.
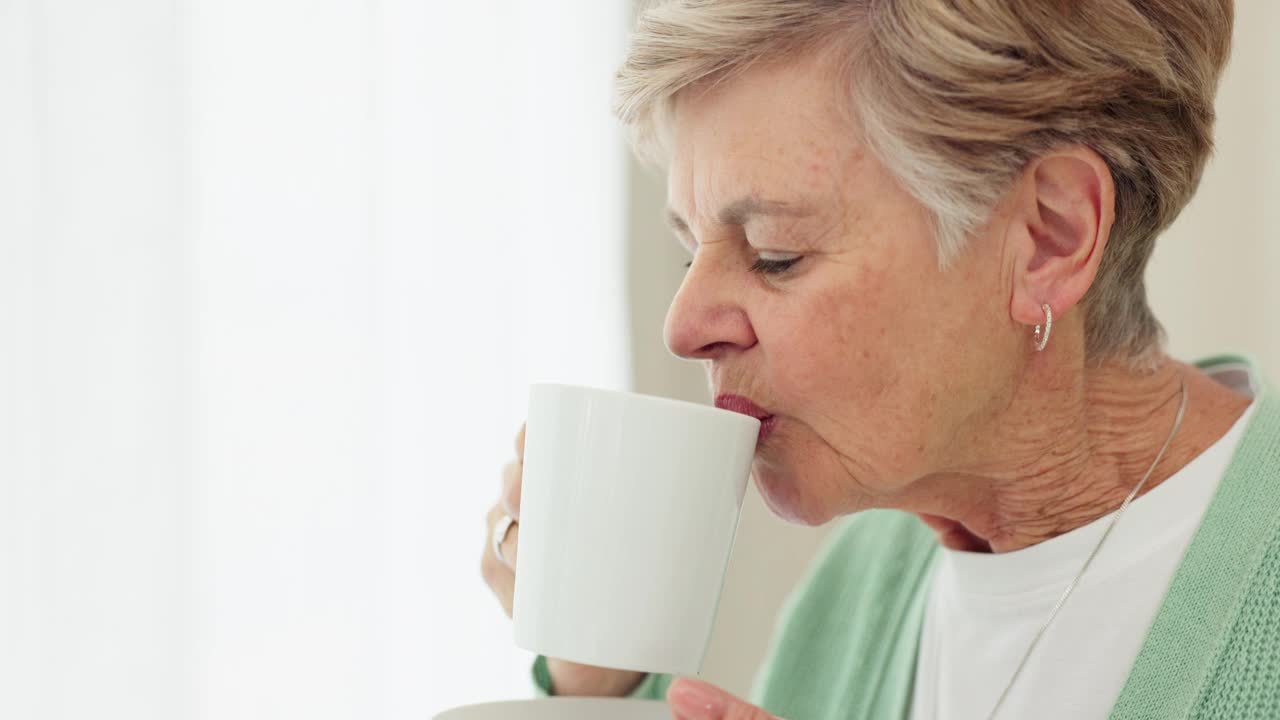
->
<box><xmin>485</xmin><ymin>502</ymin><xmax>503</xmax><ymax>528</ymax></box>
<box><xmin>667</xmin><ymin>678</ymin><xmax>777</xmax><ymax>720</ymax></box>
<box><xmin>515</xmin><ymin>422</ymin><xmax>526</xmax><ymax>461</ymax></box>
<box><xmin>500</xmin><ymin>460</ymin><xmax>522</xmax><ymax>519</ymax></box>
<box><xmin>480</xmin><ymin>548</ymin><xmax>515</xmax><ymax>616</ymax></box>
<box><xmin>480</xmin><ymin>506</ymin><xmax>517</xmax><ymax>616</ymax></box>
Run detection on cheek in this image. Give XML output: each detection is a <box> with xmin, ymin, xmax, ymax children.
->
<box><xmin>776</xmin><ymin>263</ymin><xmax>897</xmax><ymax>399</ymax></box>
<box><xmin>763</xmin><ymin>263</ymin><xmax>946</xmax><ymax>485</ymax></box>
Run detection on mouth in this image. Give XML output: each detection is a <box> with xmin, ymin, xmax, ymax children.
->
<box><xmin>714</xmin><ymin>394</ymin><xmax>777</xmax><ymax>444</ymax></box>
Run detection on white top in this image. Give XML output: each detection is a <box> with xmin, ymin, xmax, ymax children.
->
<box><xmin>908</xmin><ymin>362</ymin><xmax>1260</xmax><ymax>720</ymax></box>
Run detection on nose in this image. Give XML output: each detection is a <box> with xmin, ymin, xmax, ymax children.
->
<box><xmin>663</xmin><ymin>255</ymin><xmax>757</xmax><ymax>361</ymax></box>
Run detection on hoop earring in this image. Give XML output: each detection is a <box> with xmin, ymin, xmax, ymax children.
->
<box><xmin>1033</xmin><ymin>303</ymin><xmax>1053</xmax><ymax>352</ymax></box>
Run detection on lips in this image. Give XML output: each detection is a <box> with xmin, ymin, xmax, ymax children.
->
<box><xmin>714</xmin><ymin>394</ymin><xmax>776</xmax><ymax>443</ymax></box>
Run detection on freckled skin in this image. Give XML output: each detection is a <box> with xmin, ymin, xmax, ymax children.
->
<box><xmin>663</xmin><ymin>52</ymin><xmax>1017</xmax><ymax>527</ymax></box>
<box><xmin>660</xmin><ymin>50</ymin><xmax>1252</xmax><ymax>552</ymax></box>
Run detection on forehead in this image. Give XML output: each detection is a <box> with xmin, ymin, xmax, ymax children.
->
<box><xmin>665</xmin><ymin>51</ymin><xmax>862</xmax><ymax>210</ymax></box>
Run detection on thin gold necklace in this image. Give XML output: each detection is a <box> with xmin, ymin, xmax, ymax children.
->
<box><xmin>977</xmin><ymin>378</ymin><xmax>1189</xmax><ymax>720</ymax></box>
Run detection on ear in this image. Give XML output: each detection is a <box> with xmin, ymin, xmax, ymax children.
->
<box><xmin>1006</xmin><ymin>145</ymin><xmax>1115</xmax><ymax>335</ymax></box>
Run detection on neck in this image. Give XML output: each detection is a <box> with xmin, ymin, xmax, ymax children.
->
<box><xmin>909</xmin><ymin>354</ymin><xmax>1252</xmax><ymax>554</ymax></box>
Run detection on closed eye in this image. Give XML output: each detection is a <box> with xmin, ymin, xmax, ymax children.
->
<box><xmin>749</xmin><ymin>256</ymin><xmax>802</xmax><ymax>275</ymax></box>
<box><xmin>681</xmin><ymin>255</ymin><xmax>804</xmax><ymax>275</ymax></box>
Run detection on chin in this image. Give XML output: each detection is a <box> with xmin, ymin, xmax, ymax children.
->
<box><xmin>751</xmin><ymin>464</ymin><xmax>831</xmax><ymax>527</ymax></box>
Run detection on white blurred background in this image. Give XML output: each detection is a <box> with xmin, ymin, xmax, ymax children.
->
<box><xmin>1</xmin><ymin>1</ymin><xmax>628</xmax><ymax>717</ymax></box>
<box><xmin>0</xmin><ymin>1</ymin><xmax>1275</xmax><ymax>719</ymax></box>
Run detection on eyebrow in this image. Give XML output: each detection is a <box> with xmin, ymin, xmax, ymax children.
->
<box><xmin>665</xmin><ymin>196</ymin><xmax>815</xmax><ymax>234</ymax></box>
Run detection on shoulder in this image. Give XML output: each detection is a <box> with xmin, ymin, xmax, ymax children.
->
<box><xmin>1236</xmin><ymin>387</ymin><xmax>1280</xmax><ymax>463</ymax></box>
<box><xmin>750</xmin><ymin>509</ymin><xmax>939</xmax><ymax>713</ymax></box>
<box><xmin>768</xmin><ymin>508</ymin><xmax>938</xmax><ymax>656</ymax></box>
<box><xmin>799</xmin><ymin>509</ymin><xmax>939</xmax><ymax>597</ymax></box>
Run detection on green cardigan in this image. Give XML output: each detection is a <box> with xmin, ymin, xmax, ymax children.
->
<box><xmin>534</xmin><ymin>354</ymin><xmax>1280</xmax><ymax>718</ymax></box>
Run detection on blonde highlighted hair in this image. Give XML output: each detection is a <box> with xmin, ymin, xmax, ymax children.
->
<box><xmin>616</xmin><ymin>0</ymin><xmax>1234</xmax><ymax>364</ymax></box>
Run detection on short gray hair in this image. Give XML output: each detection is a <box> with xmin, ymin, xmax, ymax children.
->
<box><xmin>615</xmin><ymin>0</ymin><xmax>1234</xmax><ymax>365</ymax></box>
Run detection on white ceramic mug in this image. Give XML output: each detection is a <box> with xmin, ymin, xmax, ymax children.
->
<box><xmin>512</xmin><ymin>383</ymin><xmax>760</xmax><ymax>676</ymax></box>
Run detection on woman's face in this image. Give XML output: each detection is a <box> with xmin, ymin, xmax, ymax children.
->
<box><xmin>664</xmin><ymin>52</ymin><xmax>1023</xmax><ymax>525</ymax></box>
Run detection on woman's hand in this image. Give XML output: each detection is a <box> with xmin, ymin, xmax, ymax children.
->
<box><xmin>480</xmin><ymin>423</ymin><xmax>647</xmax><ymax>697</ymax></box>
<box><xmin>479</xmin><ymin>424</ymin><xmax>527</xmax><ymax>618</ymax></box>
<box><xmin>668</xmin><ymin>678</ymin><xmax>779</xmax><ymax>719</ymax></box>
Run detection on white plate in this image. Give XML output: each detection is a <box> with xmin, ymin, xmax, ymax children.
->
<box><xmin>434</xmin><ymin>697</ymin><xmax>671</xmax><ymax>719</ymax></box>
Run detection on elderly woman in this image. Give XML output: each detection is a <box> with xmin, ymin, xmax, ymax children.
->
<box><xmin>481</xmin><ymin>1</ymin><xmax>1279</xmax><ymax>718</ymax></box>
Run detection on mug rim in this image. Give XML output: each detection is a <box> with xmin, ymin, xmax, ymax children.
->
<box><xmin>529</xmin><ymin>382</ymin><xmax>761</xmax><ymax>430</ymax></box>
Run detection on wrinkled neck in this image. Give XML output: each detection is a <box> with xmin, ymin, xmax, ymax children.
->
<box><xmin>912</xmin><ymin>356</ymin><xmax>1251</xmax><ymax>554</ymax></box>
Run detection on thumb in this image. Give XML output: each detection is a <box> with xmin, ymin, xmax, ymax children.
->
<box><xmin>667</xmin><ymin>678</ymin><xmax>778</xmax><ymax>720</ymax></box>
